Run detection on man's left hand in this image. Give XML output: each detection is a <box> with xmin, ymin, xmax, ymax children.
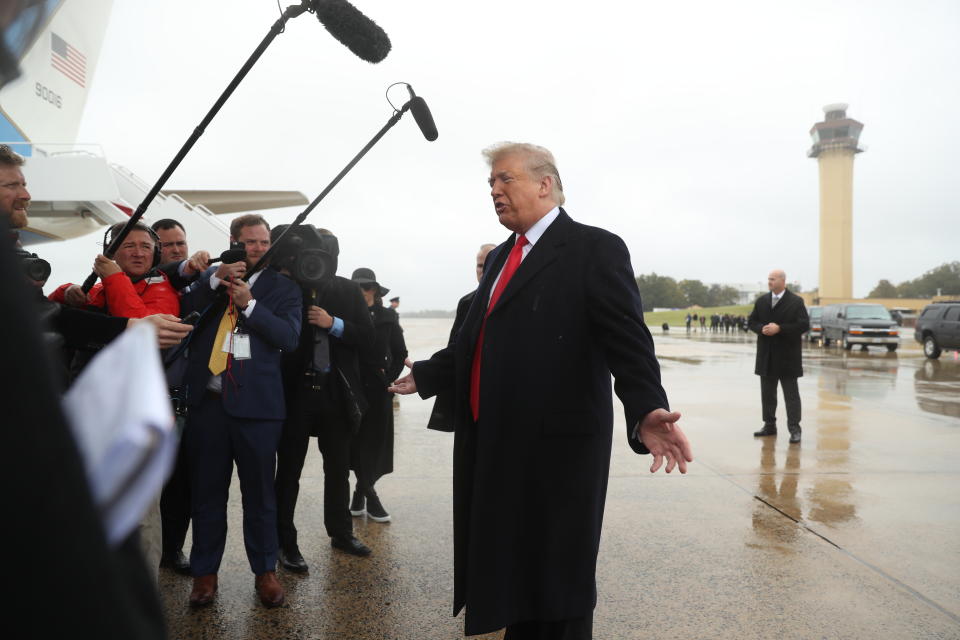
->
<box><xmin>761</xmin><ymin>322</ymin><xmax>781</xmax><ymax>336</ymax></box>
<box><xmin>228</xmin><ymin>279</ymin><xmax>253</xmax><ymax>309</ymax></box>
<box><xmin>639</xmin><ymin>408</ymin><xmax>693</xmax><ymax>474</ymax></box>
<box><xmin>93</xmin><ymin>254</ymin><xmax>121</xmax><ymax>278</ymax></box>
<box><xmin>128</xmin><ymin>314</ymin><xmax>193</xmax><ymax>348</ymax></box>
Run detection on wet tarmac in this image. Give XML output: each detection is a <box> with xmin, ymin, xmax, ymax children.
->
<box><xmin>160</xmin><ymin>319</ymin><xmax>960</xmax><ymax>639</ymax></box>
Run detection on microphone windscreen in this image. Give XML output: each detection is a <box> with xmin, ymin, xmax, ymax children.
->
<box><xmin>409</xmin><ymin>96</ymin><xmax>439</xmax><ymax>141</ymax></box>
<box><xmin>313</xmin><ymin>0</ymin><xmax>391</xmax><ymax>63</ymax></box>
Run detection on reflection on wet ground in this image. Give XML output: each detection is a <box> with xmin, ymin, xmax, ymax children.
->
<box><xmin>161</xmin><ymin>320</ymin><xmax>960</xmax><ymax>639</ymax></box>
<box><xmin>915</xmin><ymin>359</ymin><xmax>960</xmax><ymax>419</ymax></box>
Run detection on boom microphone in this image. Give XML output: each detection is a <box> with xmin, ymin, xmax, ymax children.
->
<box><xmin>406</xmin><ymin>84</ymin><xmax>439</xmax><ymax>141</ymax></box>
<box><xmin>312</xmin><ymin>0</ymin><xmax>391</xmax><ymax>63</ymax></box>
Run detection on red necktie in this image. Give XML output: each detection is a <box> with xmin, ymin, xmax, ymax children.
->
<box><xmin>470</xmin><ymin>235</ymin><xmax>528</xmax><ymax>421</ymax></box>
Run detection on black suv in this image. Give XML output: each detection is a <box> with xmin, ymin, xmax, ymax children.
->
<box><xmin>915</xmin><ymin>301</ymin><xmax>960</xmax><ymax>359</ymax></box>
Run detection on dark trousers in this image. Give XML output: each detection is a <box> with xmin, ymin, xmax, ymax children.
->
<box><xmin>503</xmin><ymin>612</ymin><xmax>594</xmax><ymax>640</ymax></box>
<box><xmin>761</xmin><ymin>375</ymin><xmax>801</xmax><ymax>432</ymax></box>
<box><xmin>186</xmin><ymin>392</ymin><xmax>282</xmax><ymax>576</ymax></box>
<box><xmin>276</xmin><ymin>384</ymin><xmax>353</xmax><ymax>549</ymax></box>
<box><xmin>159</xmin><ymin>428</ymin><xmax>190</xmax><ymax>554</ymax></box>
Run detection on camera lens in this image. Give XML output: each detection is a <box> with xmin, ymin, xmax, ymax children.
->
<box><xmin>297</xmin><ymin>250</ymin><xmax>331</xmax><ymax>285</ymax></box>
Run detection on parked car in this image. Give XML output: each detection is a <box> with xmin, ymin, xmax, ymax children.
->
<box><xmin>821</xmin><ymin>303</ymin><xmax>900</xmax><ymax>352</ymax></box>
<box><xmin>914</xmin><ymin>301</ymin><xmax>960</xmax><ymax>359</ymax></box>
<box><xmin>805</xmin><ymin>306</ymin><xmax>823</xmax><ymax>342</ymax></box>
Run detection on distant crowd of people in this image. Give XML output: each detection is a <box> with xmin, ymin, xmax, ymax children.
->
<box><xmin>684</xmin><ymin>311</ymin><xmax>749</xmax><ymax>333</ymax></box>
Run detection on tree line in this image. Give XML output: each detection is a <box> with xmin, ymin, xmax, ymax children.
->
<box><xmin>634</xmin><ymin>274</ymin><xmax>741</xmax><ymax>311</ymax></box>
<box><xmin>868</xmin><ymin>262</ymin><xmax>960</xmax><ymax>299</ymax></box>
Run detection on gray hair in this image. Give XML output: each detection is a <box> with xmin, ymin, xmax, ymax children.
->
<box><xmin>482</xmin><ymin>142</ymin><xmax>565</xmax><ymax>206</ymax></box>
<box><xmin>0</xmin><ymin>144</ymin><xmax>25</xmax><ymax>167</ymax></box>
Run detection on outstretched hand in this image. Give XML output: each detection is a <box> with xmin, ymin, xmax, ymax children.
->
<box><xmin>388</xmin><ymin>359</ymin><xmax>417</xmax><ymax>395</ymax></box>
<box><xmin>639</xmin><ymin>409</ymin><xmax>693</xmax><ymax>474</ymax></box>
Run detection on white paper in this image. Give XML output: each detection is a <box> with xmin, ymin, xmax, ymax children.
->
<box><xmin>62</xmin><ymin>321</ymin><xmax>178</xmax><ymax>546</ymax></box>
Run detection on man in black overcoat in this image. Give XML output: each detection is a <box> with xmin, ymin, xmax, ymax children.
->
<box><xmin>747</xmin><ymin>269</ymin><xmax>810</xmax><ymax>443</ymax></box>
<box><xmin>391</xmin><ymin>142</ymin><xmax>693</xmax><ymax>639</ymax></box>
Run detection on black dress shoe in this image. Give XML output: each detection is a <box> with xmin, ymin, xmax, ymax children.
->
<box><xmin>753</xmin><ymin>426</ymin><xmax>777</xmax><ymax>437</ymax></box>
<box><xmin>331</xmin><ymin>535</ymin><xmax>371</xmax><ymax>557</ymax></box>
<box><xmin>279</xmin><ymin>547</ymin><xmax>309</xmax><ymax>573</ymax></box>
<box><xmin>789</xmin><ymin>431</ymin><xmax>801</xmax><ymax>444</ymax></box>
<box><xmin>160</xmin><ymin>550</ymin><xmax>191</xmax><ymax>575</ymax></box>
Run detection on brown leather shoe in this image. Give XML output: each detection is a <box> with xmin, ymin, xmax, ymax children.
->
<box><xmin>255</xmin><ymin>571</ymin><xmax>285</xmax><ymax>608</ymax></box>
<box><xmin>189</xmin><ymin>574</ymin><xmax>218</xmax><ymax>607</ymax></box>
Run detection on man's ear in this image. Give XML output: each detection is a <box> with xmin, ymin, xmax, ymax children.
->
<box><xmin>538</xmin><ymin>175</ymin><xmax>553</xmax><ymax>197</ymax></box>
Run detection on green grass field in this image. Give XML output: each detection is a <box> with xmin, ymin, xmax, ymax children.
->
<box><xmin>643</xmin><ymin>305</ymin><xmax>753</xmax><ymax>327</ymax></box>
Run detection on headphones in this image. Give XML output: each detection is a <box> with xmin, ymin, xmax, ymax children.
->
<box><xmin>102</xmin><ymin>222</ymin><xmax>162</xmax><ymax>279</ymax></box>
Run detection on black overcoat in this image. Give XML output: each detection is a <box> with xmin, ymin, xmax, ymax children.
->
<box><xmin>413</xmin><ymin>210</ymin><xmax>669</xmax><ymax>635</ymax></box>
<box><xmin>747</xmin><ymin>289</ymin><xmax>809</xmax><ymax>378</ymax></box>
<box><xmin>353</xmin><ymin>302</ymin><xmax>407</xmax><ymax>482</ymax></box>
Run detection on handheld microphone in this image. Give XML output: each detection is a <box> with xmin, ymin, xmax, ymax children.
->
<box><xmin>208</xmin><ymin>246</ymin><xmax>247</xmax><ymax>265</ymax></box>
<box><xmin>312</xmin><ymin>0</ymin><xmax>391</xmax><ymax>63</ymax></box>
<box><xmin>406</xmin><ymin>84</ymin><xmax>439</xmax><ymax>141</ymax></box>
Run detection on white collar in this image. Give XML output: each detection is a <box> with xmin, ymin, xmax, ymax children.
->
<box><xmin>516</xmin><ymin>206</ymin><xmax>560</xmax><ymax>246</ymax></box>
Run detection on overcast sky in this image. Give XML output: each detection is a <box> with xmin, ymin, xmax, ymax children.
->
<box><xmin>43</xmin><ymin>0</ymin><xmax>960</xmax><ymax>309</ymax></box>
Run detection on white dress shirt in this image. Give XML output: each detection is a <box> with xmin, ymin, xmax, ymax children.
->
<box><xmin>487</xmin><ymin>206</ymin><xmax>560</xmax><ymax>301</ymax></box>
<box><xmin>206</xmin><ymin>269</ymin><xmax>263</xmax><ymax>392</ymax></box>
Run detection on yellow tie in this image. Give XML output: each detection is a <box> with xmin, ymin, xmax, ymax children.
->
<box><xmin>208</xmin><ymin>304</ymin><xmax>237</xmax><ymax>375</ymax></box>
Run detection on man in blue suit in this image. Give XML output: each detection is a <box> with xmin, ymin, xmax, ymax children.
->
<box><xmin>179</xmin><ymin>214</ymin><xmax>302</xmax><ymax>608</ymax></box>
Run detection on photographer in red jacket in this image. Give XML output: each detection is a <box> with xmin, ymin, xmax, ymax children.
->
<box><xmin>49</xmin><ymin>222</ymin><xmax>179</xmax><ymax>318</ymax></box>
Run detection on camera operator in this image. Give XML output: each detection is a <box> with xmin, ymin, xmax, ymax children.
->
<box><xmin>273</xmin><ymin>225</ymin><xmax>375</xmax><ymax>572</ymax></box>
<box><xmin>178</xmin><ymin>214</ymin><xmax>301</xmax><ymax>609</ymax></box>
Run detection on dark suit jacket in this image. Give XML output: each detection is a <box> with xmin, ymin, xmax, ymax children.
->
<box><xmin>748</xmin><ymin>289</ymin><xmax>809</xmax><ymax>378</ymax></box>
<box><xmin>180</xmin><ymin>267</ymin><xmax>302</xmax><ymax>420</ymax></box>
<box><xmin>158</xmin><ymin>260</ymin><xmax>197</xmax><ymax>292</ymax></box>
<box><xmin>412</xmin><ymin>209</ymin><xmax>669</xmax><ymax>635</ymax></box>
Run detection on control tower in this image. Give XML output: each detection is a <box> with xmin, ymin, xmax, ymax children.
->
<box><xmin>808</xmin><ymin>104</ymin><xmax>864</xmax><ymax>300</ymax></box>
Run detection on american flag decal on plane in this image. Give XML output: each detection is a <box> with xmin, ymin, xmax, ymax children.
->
<box><xmin>51</xmin><ymin>32</ymin><xmax>86</xmax><ymax>87</ymax></box>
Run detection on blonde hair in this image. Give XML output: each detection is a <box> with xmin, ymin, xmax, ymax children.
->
<box><xmin>482</xmin><ymin>142</ymin><xmax>565</xmax><ymax>205</ymax></box>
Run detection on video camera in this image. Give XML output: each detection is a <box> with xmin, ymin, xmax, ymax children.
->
<box><xmin>15</xmin><ymin>247</ymin><xmax>51</xmax><ymax>282</ymax></box>
<box><xmin>270</xmin><ymin>224</ymin><xmax>338</xmax><ymax>287</ymax></box>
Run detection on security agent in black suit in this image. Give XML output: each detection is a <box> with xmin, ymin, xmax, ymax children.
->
<box><xmin>391</xmin><ymin>142</ymin><xmax>694</xmax><ymax>639</ymax></box>
<box><xmin>152</xmin><ymin>218</ymin><xmax>200</xmax><ymax>575</ymax></box>
<box><xmin>428</xmin><ymin>242</ymin><xmax>496</xmax><ymax>432</ymax></box>
<box><xmin>274</xmin><ymin>227</ymin><xmax>376</xmax><ymax>571</ymax></box>
<box><xmin>748</xmin><ymin>269</ymin><xmax>810</xmax><ymax>443</ymax></box>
